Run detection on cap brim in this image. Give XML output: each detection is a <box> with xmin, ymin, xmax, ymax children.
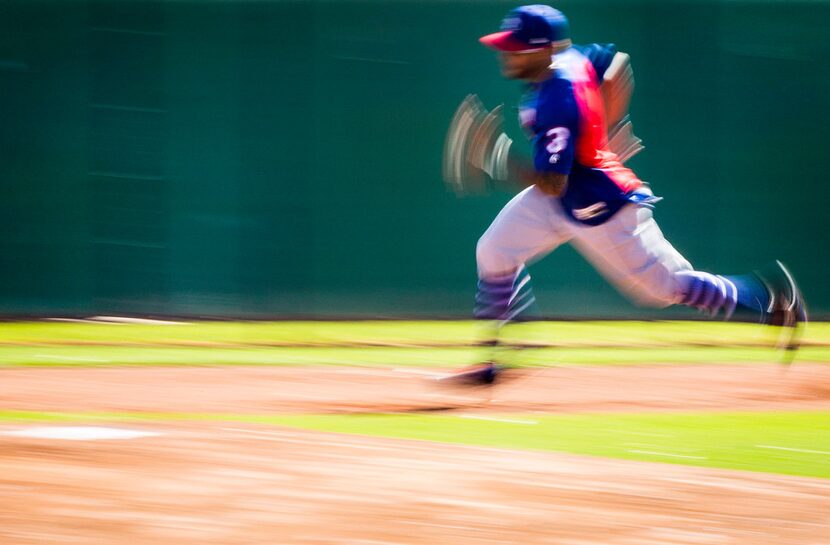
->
<box><xmin>479</xmin><ymin>31</ymin><xmax>542</xmax><ymax>52</ymax></box>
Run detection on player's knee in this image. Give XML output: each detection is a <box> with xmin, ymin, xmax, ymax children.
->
<box><xmin>648</xmin><ymin>266</ymin><xmax>695</xmax><ymax>307</ymax></box>
<box><xmin>475</xmin><ymin>234</ymin><xmax>498</xmax><ymax>273</ymax></box>
<box><xmin>637</xmin><ymin>284</ymin><xmax>679</xmax><ymax>308</ymax></box>
<box><xmin>476</xmin><ymin>234</ymin><xmax>516</xmax><ymax>278</ymax></box>
<box><xmin>626</xmin><ymin>260</ymin><xmax>693</xmax><ymax>309</ymax></box>
<box><xmin>622</xmin><ymin>281</ymin><xmax>673</xmax><ymax>309</ymax></box>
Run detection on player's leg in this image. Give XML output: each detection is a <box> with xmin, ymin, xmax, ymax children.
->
<box><xmin>569</xmin><ymin>202</ymin><xmax>694</xmax><ymax>309</ymax></box>
<box><xmin>570</xmin><ymin>203</ymin><xmax>806</xmax><ymax>346</ymax></box>
<box><xmin>440</xmin><ymin>186</ymin><xmax>572</xmax><ymax>386</ymax></box>
<box><xmin>570</xmin><ymin>203</ymin><xmax>755</xmax><ymax>314</ymax></box>
<box><xmin>475</xmin><ymin>185</ymin><xmax>572</xmax><ymax>321</ymax></box>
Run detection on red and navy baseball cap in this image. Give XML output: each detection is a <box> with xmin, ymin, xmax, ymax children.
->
<box><xmin>479</xmin><ymin>5</ymin><xmax>570</xmax><ymax>52</ymax></box>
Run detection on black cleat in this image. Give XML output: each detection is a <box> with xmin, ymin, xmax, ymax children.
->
<box><xmin>756</xmin><ymin>260</ymin><xmax>808</xmax><ymax>363</ymax></box>
<box><xmin>435</xmin><ymin>362</ymin><xmax>503</xmax><ymax>387</ymax></box>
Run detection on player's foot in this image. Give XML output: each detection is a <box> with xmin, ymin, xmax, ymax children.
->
<box><xmin>757</xmin><ymin>260</ymin><xmax>808</xmax><ymax>363</ymax></box>
<box><xmin>435</xmin><ymin>362</ymin><xmax>503</xmax><ymax>387</ymax></box>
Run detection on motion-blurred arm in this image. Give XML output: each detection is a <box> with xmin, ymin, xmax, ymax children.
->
<box><xmin>601</xmin><ymin>52</ymin><xmax>644</xmax><ymax>163</ymax></box>
<box><xmin>601</xmin><ymin>52</ymin><xmax>634</xmax><ymax>129</ymax></box>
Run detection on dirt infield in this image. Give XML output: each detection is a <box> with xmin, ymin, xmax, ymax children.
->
<box><xmin>1</xmin><ymin>363</ymin><xmax>829</xmax><ymax>544</ymax></box>
<box><xmin>2</xmin><ymin>364</ymin><xmax>830</xmax><ymax>414</ymax></box>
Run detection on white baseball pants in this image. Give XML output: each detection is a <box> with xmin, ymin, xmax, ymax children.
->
<box><xmin>476</xmin><ymin>185</ymin><xmax>693</xmax><ymax>308</ymax></box>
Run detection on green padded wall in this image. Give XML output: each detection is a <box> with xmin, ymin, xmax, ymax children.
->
<box><xmin>0</xmin><ymin>0</ymin><xmax>827</xmax><ymax>317</ymax></box>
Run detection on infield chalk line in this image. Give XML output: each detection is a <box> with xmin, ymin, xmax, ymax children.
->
<box><xmin>1</xmin><ymin>426</ymin><xmax>161</xmax><ymax>440</ymax></box>
<box><xmin>628</xmin><ymin>449</ymin><xmax>707</xmax><ymax>460</ymax></box>
<box><xmin>90</xmin><ymin>316</ymin><xmax>189</xmax><ymax>325</ymax></box>
<box><xmin>756</xmin><ymin>445</ymin><xmax>830</xmax><ymax>455</ymax></box>
<box><xmin>392</xmin><ymin>368</ymin><xmax>445</xmax><ymax>377</ymax></box>
<box><xmin>456</xmin><ymin>415</ymin><xmax>538</xmax><ymax>425</ymax></box>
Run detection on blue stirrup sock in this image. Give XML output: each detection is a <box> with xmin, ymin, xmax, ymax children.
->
<box><xmin>475</xmin><ymin>267</ymin><xmax>536</xmax><ymax>322</ymax></box>
<box><xmin>678</xmin><ymin>271</ymin><xmax>769</xmax><ymax>320</ymax></box>
<box><xmin>723</xmin><ymin>274</ymin><xmax>770</xmax><ymax>314</ymax></box>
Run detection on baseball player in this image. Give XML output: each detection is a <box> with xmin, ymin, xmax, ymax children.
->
<box><xmin>442</xmin><ymin>5</ymin><xmax>807</xmax><ymax>385</ymax></box>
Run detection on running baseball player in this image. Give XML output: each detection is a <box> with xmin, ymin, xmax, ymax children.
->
<box><xmin>442</xmin><ymin>5</ymin><xmax>807</xmax><ymax>385</ymax></box>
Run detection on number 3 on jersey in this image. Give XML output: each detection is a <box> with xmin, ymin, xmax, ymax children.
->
<box><xmin>545</xmin><ymin>127</ymin><xmax>570</xmax><ymax>164</ymax></box>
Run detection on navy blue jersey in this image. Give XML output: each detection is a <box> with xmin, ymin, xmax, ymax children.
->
<box><xmin>518</xmin><ymin>44</ymin><xmax>648</xmax><ymax>225</ymax></box>
<box><xmin>575</xmin><ymin>43</ymin><xmax>617</xmax><ymax>81</ymax></box>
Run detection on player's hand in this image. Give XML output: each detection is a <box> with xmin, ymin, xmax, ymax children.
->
<box><xmin>468</xmin><ymin>104</ymin><xmax>511</xmax><ymax>180</ymax></box>
<box><xmin>607</xmin><ymin>115</ymin><xmax>644</xmax><ymax>164</ymax></box>
<box><xmin>442</xmin><ymin>95</ymin><xmax>513</xmax><ymax>196</ymax></box>
<box><xmin>443</xmin><ymin>95</ymin><xmax>488</xmax><ymax>196</ymax></box>
<box><xmin>601</xmin><ymin>52</ymin><xmax>635</xmax><ymax>129</ymax></box>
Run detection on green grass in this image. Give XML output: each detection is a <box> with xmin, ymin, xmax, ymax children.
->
<box><xmin>0</xmin><ymin>320</ymin><xmax>486</xmax><ymax>347</ymax></box>
<box><xmin>0</xmin><ymin>320</ymin><xmax>828</xmax><ymax>367</ymax></box>
<box><xmin>2</xmin><ymin>320</ymin><xmax>829</xmax><ymax>347</ymax></box>
<box><xmin>262</xmin><ymin>411</ymin><xmax>830</xmax><ymax>479</ymax></box>
<box><xmin>3</xmin><ymin>322</ymin><xmax>826</xmax><ymax>479</ymax></box>
<box><xmin>2</xmin><ymin>409</ymin><xmax>828</xmax><ymax>479</ymax></box>
<box><xmin>2</xmin><ymin>344</ymin><xmax>829</xmax><ymax>368</ymax></box>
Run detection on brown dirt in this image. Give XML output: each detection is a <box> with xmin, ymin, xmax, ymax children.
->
<box><xmin>1</xmin><ymin>363</ymin><xmax>829</xmax><ymax>544</ymax></box>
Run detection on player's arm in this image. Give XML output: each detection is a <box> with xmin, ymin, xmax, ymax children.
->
<box><xmin>475</xmin><ymin>130</ymin><xmax>570</xmax><ymax>196</ymax></box>
<box><xmin>528</xmin><ymin>124</ymin><xmax>574</xmax><ymax>196</ymax></box>
<box><xmin>504</xmin><ymin>154</ymin><xmax>567</xmax><ymax>196</ymax></box>
<box><xmin>469</xmin><ymin>110</ymin><xmax>573</xmax><ymax>196</ymax></box>
<box><xmin>443</xmin><ymin>95</ymin><xmax>569</xmax><ymax>197</ymax></box>
<box><xmin>595</xmin><ymin>49</ymin><xmax>644</xmax><ymax>163</ymax></box>
<box><xmin>600</xmin><ymin>51</ymin><xmax>634</xmax><ymax>129</ymax></box>
<box><xmin>578</xmin><ymin>43</ymin><xmax>633</xmax><ymax>129</ymax></box>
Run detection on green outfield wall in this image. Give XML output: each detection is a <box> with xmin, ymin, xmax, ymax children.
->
<box><xmin>1</xmin><ymin>0</ymin><xmax>827</xmax><ymax>318</ymax></box>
